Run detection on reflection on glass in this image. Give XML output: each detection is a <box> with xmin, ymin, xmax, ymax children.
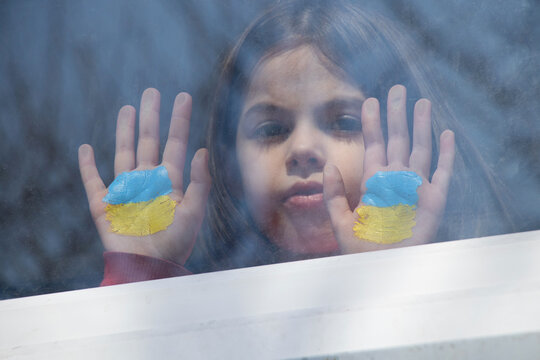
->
<box><xmin>1</xmin><ymin>0</ymin><xmax>538</xmax><ymax>299</ymax></box>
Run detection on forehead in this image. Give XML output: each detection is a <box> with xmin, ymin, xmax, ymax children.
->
<box><xmin>244</xmin><ymin>45</ymin><xmax>365</xmax><ymax>109</ymax></box>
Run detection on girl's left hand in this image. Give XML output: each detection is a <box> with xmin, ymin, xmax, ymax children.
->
<box><xmin>323</xmin><ymin>85</ymin><xmax>455</xmax><ymax>254</ymax></box>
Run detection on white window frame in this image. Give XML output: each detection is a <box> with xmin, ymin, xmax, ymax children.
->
<box><xmin>1</xmin><ymin>230</ymin><xmax>540</xmax><ymax>359</ymax></box>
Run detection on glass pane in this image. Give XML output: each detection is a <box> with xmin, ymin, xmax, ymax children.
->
<box><xmin>1</xmin><ymin>0</ymin><xmax>538</xmax><ymax>299</ymax></box>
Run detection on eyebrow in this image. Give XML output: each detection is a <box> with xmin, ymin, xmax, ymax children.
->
<box><xmin>242</xmin><ymin>97</ymin><xmax>365</xmax><ymax>121</ymax></box>
<box><xmin>321</xmin><ymin>97</ymin><xmax>365</xmax><ymax>113</ymax></box>
<box><xmin>242</xmin><ymin>103</ymin><xmax>289</xmax><ymax>122</ymax></box>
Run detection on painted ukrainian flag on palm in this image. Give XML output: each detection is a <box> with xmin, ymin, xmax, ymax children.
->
<box><xmin>354</xmin><ymin>171</ymin><xmax>422</xmax><ymax>244</ymax></box>
<box><xmin>103</xmin><ymin>166</ymin><xmax>177</xmax><ymax>236</ymax></box>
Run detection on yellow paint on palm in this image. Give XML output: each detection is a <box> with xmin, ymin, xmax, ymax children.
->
<box><xmin>354</xmin><ymin>171</ymin><xmax>423</xmax><ymax>244</ymax></box>
<box><xmin>103</xmin><ymin>166</ymin><xmax>177</xmax><ymax>236</ymax></box>
<box><xmin>105</xmin><ymin>195</ymin><xmax>177</xmax><ymax>236</ymax></box>
<box><xmin>353</xmin><ymin>204</ymin><xmax>416</xmax><ymax>244</ymax></box>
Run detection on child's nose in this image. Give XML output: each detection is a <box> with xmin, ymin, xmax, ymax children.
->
<box><xmin>285</xmin><ymin>125</ymin><xmax>325</xmax><ymax>175</ymax></box>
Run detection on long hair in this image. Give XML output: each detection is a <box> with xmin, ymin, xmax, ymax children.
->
<box><xmin>188</xmin><ymin>0</ymin><xmax>516</xmax><ymax>272</ymax></box>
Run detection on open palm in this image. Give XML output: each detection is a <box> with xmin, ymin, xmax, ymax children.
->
<box><xmin>79</xmin><ymin>89</ymin><xmax>211</xmax><ymax>265</ymax></box>
<box><xmin>324</xmin><ymin>85</ymin><xmax>455</xmax><ymax>254</ymax></box>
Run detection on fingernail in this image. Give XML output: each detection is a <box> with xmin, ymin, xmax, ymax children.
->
<box><xmin>142</xmin><ymin>89</ymin><xmax>159</xmax><ymax>108</ymax></box>
<box><xmin>144</xmin><ymin>88</ymin><xmax>157</xmax><ymax>100</ymax></box>
<box><xmin>176</xmin><ymin>93</ymin><xmax>187</xmax><ymax>105</ymax></box>
<box><xmin>364</xmin><ymin>99</ymin><xmax>378</xmax><ymax>116</ymax></box>
<box><xmin>79</xmin><ymin>144</ymin><xmax>90</xmax><ymax>157</ymax></box>
<box><xmin>323</xmin><ymin>163</ymin><xmax>337</xmax><ymax>178</ymax></box>
<box><xmin>390</xmin><ymin>86</ymin><xmax>403</xmax><ymax>108</ymax></box>
<box><xmin>416</xmin><ymin>99</ymin><xmax>430</xmax><ymax>116</ymax></box>
<box><xmin>119</xmin><ymin>105</ymin><xmax>134</xmax><ymax>117</ymax></box>
<box><xmin>323</xmin><ymin>164</ymin><xmax>331</xmax><ymax>177</ymax></box>
<box><xmin>196</xmin><ymin>149</ymin><xmax>208</xmax><ymax>162</ymax></box>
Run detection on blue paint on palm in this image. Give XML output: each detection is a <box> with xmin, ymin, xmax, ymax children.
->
<box><xmin>361</xmin><ymin>171</ymin><xmax>422</xmax><ymax>207</ymax></box>
<box><xmin>103</xmin><ymin>166</ymin><xmax>173</xmax><ymax>204</ymax></box>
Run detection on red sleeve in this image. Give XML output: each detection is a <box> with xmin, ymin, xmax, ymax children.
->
<box><xmin>101</xmin><ymin>251</ymin><xmax>192</xmax><ymax>286</ymax></box>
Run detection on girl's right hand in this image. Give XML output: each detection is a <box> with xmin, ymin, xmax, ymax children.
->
<box><xmin>78</xmin><ymin>88</ymin><xmax>211</xmax><ymax>265</ymax></box>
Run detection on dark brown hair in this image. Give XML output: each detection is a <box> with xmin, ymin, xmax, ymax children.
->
<box><xmin>188</xmin><ymin>0</ymin><xmax>516</xmax><ymax>272</ymax></box>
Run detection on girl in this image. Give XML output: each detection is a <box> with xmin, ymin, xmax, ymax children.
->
<box><xmin>78</xmin><ymin>0</ymin><xmax>515</xmax><ymax>284</ymax></box>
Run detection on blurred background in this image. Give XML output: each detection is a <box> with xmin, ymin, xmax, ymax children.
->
<box><xmin>1</xmin><ymin>0</ymin><xmax>538</xmax><ymax>299</ymax></box>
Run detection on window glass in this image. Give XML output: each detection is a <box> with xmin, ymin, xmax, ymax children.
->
<box><xmin>1</xmin><ymin>0</ymin><xmax>538</xmax><ymax>299</ymax></box>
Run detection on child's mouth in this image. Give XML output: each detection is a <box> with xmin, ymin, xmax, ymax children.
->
<box><xmin>283</xmin><ymin>182</ymin><xmax>324</xmax><ymax>210</ymax></box>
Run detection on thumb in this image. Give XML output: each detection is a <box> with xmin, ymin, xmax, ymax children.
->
<box><xmin>181</xmin><ymin>148</ymin><xmax>212</xmax><ymax>221</ymax></box>
<box><xmin>174</xmin><ymin>148</ymin><xmax>211</xmax><ymax>263</ymax></box>
<box><xmin>323</xmin><ymin>164</ymin><xmax>355</xmax><ymax>244</ymax></box>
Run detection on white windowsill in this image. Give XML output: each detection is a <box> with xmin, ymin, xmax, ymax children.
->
<box><xmin>1</xmin><ymin>230</ymin><xmax>540</xmax><ymax>359</ymax></box>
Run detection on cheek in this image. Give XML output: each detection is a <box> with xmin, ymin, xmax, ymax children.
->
<box><xmin>237</xmin><ymin>148</ymin><xmax>280</xmax><ymax>213</ymax></box>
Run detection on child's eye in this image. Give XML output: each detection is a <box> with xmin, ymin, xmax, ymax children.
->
<box><xmin>329</xmin><ymin>115</ymin><xmax>362</xmax><ymax>133</ymax></box>
<box><xmin>253</xmin><ymin>122</ymin><xmax>289</xmax><ymax>139</ymax></box>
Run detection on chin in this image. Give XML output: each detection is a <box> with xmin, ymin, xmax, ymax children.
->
<box><xmin>270</xmin><ymin>225</ymin><xmax>340</xmax><ymax>256</ymax></box>
<box><xmin>255</xmin><ymin>207</ymin><xmax>340</xmax><ymax>257</ymax></box>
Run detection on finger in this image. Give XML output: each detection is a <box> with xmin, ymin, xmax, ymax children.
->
<box><xmin>323</xmin><ymin>164</ymin><xmax>355</xmax><ymax>240</ymax></box>
<box><xmin>361</xmin><ymin>98</ymin><xmax>386</xmax><ymax>169</ymax></box>
<box><xmin>386</xmin><ymin>85</ymin><xmax>410</xmax><ymax>166</ymax></box>
<box><xmin>409</xmin><ymin>99</ymin><xmax>432</xmax><ymax>177</ymax></box>
<box><xmin>114</xmin><ymin>105</ymin><xmax>136</xmax><ymax>177</ymax></box>
<box><xmin>163</xmin><ymin>92</ymin><xmax>192</xmax><ymax>192</ymax></box>
<box><xmin>431</xmin><ymin>130</ymin><xmax>455</xmax><ymax>192</ymax></box>
<box><xmin>79</xmin><ymin>144</ymin><xmax>107</xmax><ymax>218</ymax></box>
<box><xmin>179</xmin><ymin>148</ymin><xmax>212</xmax><ymax>229</ymax></box>
<box><xmin>136</xmin><ymin>88</ymin><xmax>161</xmax><ymax>167</ymax></box>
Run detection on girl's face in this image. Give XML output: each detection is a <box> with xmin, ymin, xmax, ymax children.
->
<box><xmin>236</xmin><ymin>45</ymin><xmax>365</xmax><ymax>255</ymax></box>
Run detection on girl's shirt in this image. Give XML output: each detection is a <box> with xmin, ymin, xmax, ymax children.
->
<box><xmin>101</xmin><ymin>252</ymin><xmax>191</xmax><ymax>286</ymax></box>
